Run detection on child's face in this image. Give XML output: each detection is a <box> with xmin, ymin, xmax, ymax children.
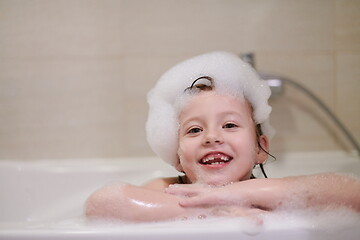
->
<box><xmin>177</xmin><ymin>91</ymin><xmax>266</xmax><ymax>185</ymax></box>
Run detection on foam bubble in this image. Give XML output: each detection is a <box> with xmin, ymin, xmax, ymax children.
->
<box><xmin>264</xmin><ymin>208</ymin><xmax>360</xmax><ymax>232</ymax></box>
<box><xmin>61</xmin><ymin>208</ymin><xmax>360</xmax><ymax>237</ymax></box>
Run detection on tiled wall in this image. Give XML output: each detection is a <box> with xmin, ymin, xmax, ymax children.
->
<box><xmin>1</xmin><ymin>0</ymin><xmax>359</xmax><ymax>159</ymax></box>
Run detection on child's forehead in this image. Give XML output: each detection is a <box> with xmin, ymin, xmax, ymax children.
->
<box><xmin>185</xmin><ymin>91</ymin><xmax>247</xmax><ymax>107</ymax></box>
<box><xmin>179</xmin><ymin>91</ymin><xmax>253</xmax><ymax>119</ymax></box>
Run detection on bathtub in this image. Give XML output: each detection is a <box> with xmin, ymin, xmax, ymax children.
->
<box><xmin>0</xmin><ymin>150</ymin><xmax>359</xmax><ymax>240</ymax></box>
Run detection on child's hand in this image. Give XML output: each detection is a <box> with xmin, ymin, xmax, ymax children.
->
<box><xmin>210</xmin><ymin>205</ymin><xmax>266</xmax><ymax>225</ymax></box>
<box><xmin>165</xmin><ymin>183</ymin><xmax>212</xmax><ymax>196</ymax></box>
<box><xmin>165</xmin><ymin>183</ymin><xmax>267</xmax><ymax>224</ymax></box>
<box><xmin>165</xmin><ymin>183</ymin><xmax>244</xmax><ymax>208</ymax></box>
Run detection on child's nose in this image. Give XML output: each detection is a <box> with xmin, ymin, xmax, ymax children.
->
<box><xmin>203</xmin><ymin>129</ymin><xmax>224</xmax><ymax>145</ymax></box>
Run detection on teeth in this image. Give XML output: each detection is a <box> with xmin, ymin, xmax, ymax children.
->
<box><xmin>210</xmin><ymin>162</ymin><xmax>221</xmax><ymax>165</ymax></box>
<box><xmin>201</xmin><ymin>154</ymin><xmax>230</xmax><ymax>164</ymax></box>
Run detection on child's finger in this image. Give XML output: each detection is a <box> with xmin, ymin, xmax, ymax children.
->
<box><xmin>178</xmin><ymin>189</ymin><xmax>244</xmax><ymax>208</ymax></box>
<box><xmin>178</xmin><ymin>196</ymin><xmax>208</xmax><ymax>207</ymax></box>
<box><xmin>164</xmin><ymin>185</ymin><xmax>200</xmax><ymax>197</ymax></box>
<box><xmin>178</xmin><ymin>194</ymin><xmax>220</xmax><ymax>208</ymax></box>
<box><xmin>165</xmin><ymin>183</ymin><xmax>211</xmax><ymax>196</ymax></box>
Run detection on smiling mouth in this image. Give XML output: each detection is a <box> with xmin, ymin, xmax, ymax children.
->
<box><xmin>199</xmin><ymin>153</ymin><xmax>233</xmax><ymax>165</ymax></box>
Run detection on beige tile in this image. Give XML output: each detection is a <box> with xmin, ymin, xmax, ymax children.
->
<box><xmin>121</xmin><ymin>0</ymin><xmax>334</xmax><ymax>56</ymax></box>
<box><xmin>0</xmin><ymin>59</ymin><xmax>127</xmax><ymax>158</ymax></box>
<box><xmin>256</xmin><ymin>53</ymin><xmax>336</xmax><ymax>109</ymax></box>
<box><xmin>255</xmin><ymin>53</ymin><xmax>346</xmax><ymax>152</ymax></box>
<box><xmin>336</xmin><ymin>0</ymin><xmax>360</xmax><ymax>51</ymax></box>
<box><xmin>241</xmin><ymin>0</ymin><xmax>334</xmax><ymax>52</ymax></box>
<box><xmin>0</xmin><ymin>0</ymin><xmax>124</xmax><ymax>58</ymax></box>
<box><xmin>269</xmin><ymin>96</ymin><xmax>344</xmax><ymax>154</ymax></box>
<box><xmin>335</xmin><ymin>53</ymin><xmax>360</xmax><ymax>147</ymax></box>
<box><xmin>123</xmin><ymin>97</ymin><xmax>154</xmax><ymax>157</ymax></box>
<box><xmin>122</xmin><ymin>55</ymin><xmax>188</xmax><ymax>99</ymax></box>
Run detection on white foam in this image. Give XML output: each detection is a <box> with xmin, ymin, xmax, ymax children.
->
<box><xmin>30</xmin><ymin>209</ymin><xmax>360</xmax><ymax>237</ymax></box>
<box><xmin>263</xmin><ymin>208</ymin><xmax>360</xmax><ymax>232</ymax></box>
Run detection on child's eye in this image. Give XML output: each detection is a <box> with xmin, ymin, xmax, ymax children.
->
<box><xmin>223</xmin><ymin>123</ymin><xmax>238</xmax><ymax>129</ymax></box>
<box><xmin>187</xmin><ymin>127</ymin><xmax>202</xmax><ymax>134</ymax></box>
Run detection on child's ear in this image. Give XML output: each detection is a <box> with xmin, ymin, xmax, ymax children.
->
<box><xmin>257</xmin><ymin>135</ymin><xmax>269</xmax><ymax>164</ymax></box>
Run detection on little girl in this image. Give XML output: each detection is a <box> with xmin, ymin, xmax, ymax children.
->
<box><xmin>85</xmin><ymin>52</ymin><xmax>360</xmax><ymax>222</ymax></box>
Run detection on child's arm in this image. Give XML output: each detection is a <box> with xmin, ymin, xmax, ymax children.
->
<box><xmin>85</xmin><ymin>182</ymin><xmax>193</xmax><ymax>222</ymax></box>
<box><xmin>84</xmin><ymin>180</ymin><xmax>266</xmax><ymax>222</ymax></box>
<box><xmin>166</xmin><ymin>173</ymin><xmax>360</xmax><ymax>211</ymax></box>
